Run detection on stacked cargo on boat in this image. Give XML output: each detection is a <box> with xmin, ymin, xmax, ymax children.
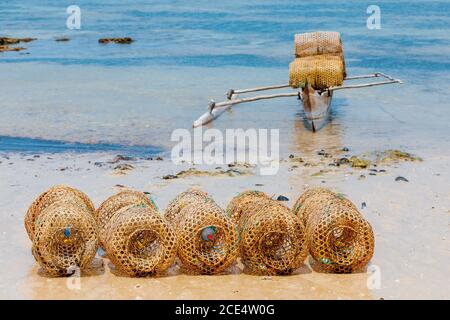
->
<box><xmin>289</xmin><ymin>31</ymin><xmax>346</xmax><ymax>90</ymax></box>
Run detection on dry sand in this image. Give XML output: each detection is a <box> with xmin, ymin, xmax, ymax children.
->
<box><xmin>0</xmin><ymin>149</ymin><xmax>448</xmax><ymax>300</ymax></box>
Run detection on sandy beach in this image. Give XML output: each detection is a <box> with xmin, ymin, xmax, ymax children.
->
<box><xmin>0</xmin><ymin>146</ymin><xmax>448</xmax><ymax>300</ymax></box>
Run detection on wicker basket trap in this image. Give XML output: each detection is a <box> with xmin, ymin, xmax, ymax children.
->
<box><xmin>164</xmin><ymin>190</ymin><xmax>239</xmax><ymax>274</ymax></box>
<box><xmin>25</xmin><ymin>184</ymin><xmax>95</xmax><ymax>241</ymax></box>
<box><xmin>31</xmin><ymin>199</ymin><xmax>98</xmax><ymax>276</ymax></box>
<box><xmin>293</xmin><ymin>188</ymin><xmax>375</xmax><ymax>273</ymax></box>
<box><xmin>104</xmin><ymin>204</ymin><xmax>177</xmax><ymax>276</ymax></box>
<box><xmin>95</xmin><ymin>190</ymin><xmax>158</xmax><ymax>250</ymax></box>
<box><xmin>227</xmin><ymin>191</ymin><xmax>308</xmax><ymax>275</ymax></box>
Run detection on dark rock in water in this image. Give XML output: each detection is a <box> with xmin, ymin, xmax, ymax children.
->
<box><xmin>94</xmin><ymin>162</ymin><xmax>104</xmax><ymax>167</ymax></box>
<box><xmin>358</xmin><ymin>174</ymin><xmax>366</xmax><ymax>180</ymax></box>
<box><xmin>361</xmin><ymin>202</ymin><xmax>367</xmax><ymax>209</ymax></box>
<box><xmin>156</xmin><ymin>156</ymin><xmax>163</xmax><ymax>161</ymax></box>
<box><xmin>369</xmin><ymin>169</ymin><xmax>378</xmax><ymax>172</ymax></box>
<box><xmin>0</xmin><ymin>45</ymin><xmax>25</xmax><ymax>52</ymax></box>
<box><xmin>0</xmin><ymin>37</ymin><xmax>36</xmax><ymax>52</ymax></box>
<box><xmin>395</xmin><ymin>176</ymin><xmax>409</xmax><ymax>182</ymax></box>
<box><xmin>98</xmin><ymin>37</ymin><xmax>134</xmax><ymax>44</ymax></box>
<box><xmin>369</xmin><ymin>173</ymin><xmax>376</xmax><ymax>176</ymax></box>
<box><xmin>55</xmin><ymin>37</ymin><xmax>70</xmax><ymax>42</ymax></box>
<box><xmin>0</xmin><ymin>37</ymin><xmax>36</xmax><ymax>45</ymax></box>
<box><xmin>115</xmin><ymin>184</ymin><xmax>125</xmax><ymax>188</ymax></box>
<box><xmin>342</xmin><ymin>147</ymin><xmax>350</xmax><ymax>152</ymax></box>
<box><xmin>289</xmin><ymin>154</ymin><xmax>294</xmax><ymax>159</ymax></box>
<box><xmin>162</xmin><ymin>174</ymin><xmax>178</xmax><ymax>180</ymax></box>
<box><xmin>276</xmin><ymin>195</ymin><xmax>289</xmax><ymax>201</ymax></box>
<box><xmin>379</xmin><ymin>169</ymin><xmax>386</xmax><ymax>173</ymax></box>
<box><xmin>255</xmin><ymin>183</ymin><xmax>264</xmax><ymax>186</ymax></box>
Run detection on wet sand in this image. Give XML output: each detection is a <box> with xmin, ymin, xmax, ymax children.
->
<box><xmin>0</xmin><ymin>149</ymin><xmax>448</xmax><ymax>300</ymax></box>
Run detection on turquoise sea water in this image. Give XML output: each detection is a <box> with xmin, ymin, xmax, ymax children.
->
<box><xmin>1</xmin><ymin>0</ymin><xmax>449</xmax><ymax>156</ymax></box>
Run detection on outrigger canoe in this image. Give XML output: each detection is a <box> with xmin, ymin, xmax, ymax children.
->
<box><xmin>193</xmin><ymin>72</ymin><xmax>402</xmax><ymax>131</ymax></box>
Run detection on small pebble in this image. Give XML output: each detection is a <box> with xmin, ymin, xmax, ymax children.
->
<box><xmin>276</xmin><ymin>195</ymin><xmax>289</xmax><ymax>201</ymax></box>
<box><xmin>361</xmin><ymin>202</ymin><xmax>367</xmax><ymax>209</ymax></box>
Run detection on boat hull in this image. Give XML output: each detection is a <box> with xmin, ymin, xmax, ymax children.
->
<box><xmin>300</xmin><ymin>87</ymin><xmax>333</xmax><ymax>131</ymax></box>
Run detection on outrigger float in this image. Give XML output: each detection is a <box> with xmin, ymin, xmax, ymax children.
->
<box><xmin>193</xmin><ymin>32</ymin><xmax>402</xmax><ymax>132</ymax></box>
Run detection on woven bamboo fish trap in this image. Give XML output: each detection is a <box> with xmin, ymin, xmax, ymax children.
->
<box><xmin>25</xmin><ymin>185</ymin><xmax>95</xmax><ymax>241</ymax></box>
<box><xmin>31</xmin><ymin>199</ymin><xmax>98</xmax><ymax>276</ymax></box>
<box><xmin>95</xmin><ymin>190</ymin><xmax>158</xmax><ymax>250</ymax></box>
<box><xmin>104</xmin><ymin>205</ymin><xmax>177</xmax><ymax>276</ymax></box>
<box><xmin>289</xmin><ymin>54</ymin><xmax>345</xmax><ymax>90</ymax></box>
<box><xmin>227</xmin><ymin>191</ymin><xmax>308</xmax><ymax>275</ymax></box>
<box><xmin>164</xmin><ymin>190</ymin><xmax>239</xmax><ymax>275</ymax></box>
<box><xmin>293</xmin><ymin>188</ymin><xmax>374</xmax><ymax>273</ymax></box>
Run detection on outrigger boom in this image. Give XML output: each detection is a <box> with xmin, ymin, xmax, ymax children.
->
<box><xmin>193</xmin><ymin>72</ymin><xmax>402</xmax><ymax>130</ymax></box>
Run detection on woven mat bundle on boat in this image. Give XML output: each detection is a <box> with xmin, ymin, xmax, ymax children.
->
<box><xmin>294</xmin><ymin>31</ymin><xmax>343</xmax><ymax>58</ymax></box>
<box><xmin>164</xmin><ymin>190</ymin><xmax>239</xmax><ymax>274</ymax></box>
<box><xmin>103</xmin><ymin>205</ymin><xmax>177</xmax><ymax>276</ymax></box>
<box><xmin>292</xmin><ymin>188</ymin><xmax>374</xmax><ymax>273</ymax></box>
<box><xmin>25</xmin><ymin>185</ymin><xmax>95</xmax><ymax>241</ymax></box>
<box><xmin>31</xmin><ymin>199</ymin><xmax>98</xmax><ymax>276</ymax></box>
<box><xmin>289</xmin><ymin>54</ymin><xmax>345</xmax><ymax>90</ymax></box>
<box><xmin>227</xmin><ymin>191</ymin><xmax>308</xmax><ymax>275</ymax></box>
<box><xmin>95</xmin><ymin>190</ymin><xmax>158</xmax><ymax>249</ymax></box>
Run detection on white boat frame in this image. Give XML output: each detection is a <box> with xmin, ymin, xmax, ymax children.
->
<box><xmin>193</xmin><ymin>72</ymin><xmax>402</xmax><ymax>131</ymax></box>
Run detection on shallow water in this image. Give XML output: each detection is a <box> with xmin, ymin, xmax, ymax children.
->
<box><xmin>0</xmin><ymin>0</ymin><xmax>449</xmax><ymax>157</ymax></box>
